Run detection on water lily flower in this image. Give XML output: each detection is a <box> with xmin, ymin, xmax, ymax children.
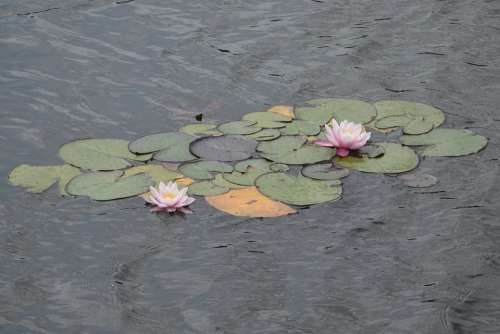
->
<box><xmin>315</xmin><ymin>119</ymin><xmax>371</xmax><ymax>157</ymax></box>
<box><xmin>141</xmin><ymin>181</ymin><xmax>195</xmax><ymax>214</ymax></box>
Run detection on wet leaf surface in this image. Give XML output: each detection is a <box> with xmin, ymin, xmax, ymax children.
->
<box><xmin>179</xmin><ymin>161</ymin><xmax>233</xmax><ymax>180</ymax></box>
<box><xmin>9</xmin><ymin>164</ymin><xmax>81</xmax><ymax>195</ymax></box>
<box><xmin>190</xmin><ymin>135</ymin><xmax>258</xmax><ymax>161</ymax></box>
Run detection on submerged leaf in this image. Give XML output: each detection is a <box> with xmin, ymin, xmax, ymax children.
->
<box><xmin>187</xmin><ymin>181</ymin><xmax>229</xmax><ymax>196</ymax></box>
<box><xmin>335</xmin><ymin>142</ymin><xmax>419</xmax><ymax>173</ymax></box>
<box><xmin>218</xmin><ymin>120</ymin><xmax>261</xmax><ymax>135</ymax></box>
<box><xmin>205</xmin><ymin>186</ymin><xmax>297</xmax><ymax>217</ymax></box>
<box><xmin>256</xmin><ymin>173</ymin><xmax>342</xmax><ymax>205</ymax></box>
<box><xmin>399</xmin><ymin>128</ymin><xmax>488</xmax><ymax>156</ymax></box>
<box><xmin>9</xmin><ymin>164</ymin><xmax>81</xmax><ymax>195</ymax></box>
<box><xmin>179</xmin><ymin>123</ymin><xmax>222</xmax><ymax>136</ymax></box>
<box><xmin>301</xmin><ymin>164</ymin><xmax>350</xmax><ymax>180</ymax></box>
<box><xmin>59</xmin><ymin>139</ymin><xmax>151</xmax><ymax>171</ymax></box>
<box><xmin>179</xmin><ymin>161</ymin><xmax>233</xmax><ymax>180</ymax></box>
<box><xmin>66</xmin><ymin>171</ymin><xmax>152</xmax><ymax>201</ymax></box>
<box><xmin>190</xmin><ymin>135</ymin><xmax>258</xmax><ymax>161</ymax></box>
<box><xmin>398</xmin><ymin>173</ymin><xmax>438</xmax><ymax>188</ymax></box>
<box><xmin>242</xmin><ymin>112</ymin><xmax>292</xmax><ymax>128</ymax></box>
<box><xmin>295</xmin><ymin>98</ymin><xmax>376</xmax><ymax>125</ymax></box>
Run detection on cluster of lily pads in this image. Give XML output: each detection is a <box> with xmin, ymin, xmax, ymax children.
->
<box><xmin>9</xmin><ymin>98</ymin><xmax>488</xmax><ymax>217</ymax></box>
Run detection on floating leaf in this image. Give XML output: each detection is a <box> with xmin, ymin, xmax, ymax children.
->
<box><xmin>205</xmin><ymin>186</ymin><xmax>297</xmax><ymax>217</ymax></box>
<box><xmin>179</xmin><ymin>123</ymin><xmax>222</xmax><ymax>136</ymax></box>
<box><xmin>257</xmin><ymin>136</ymin><xmax>334</xmax><ymax>164</ymax></box>
<box><xmin>295</xmin><ymin>98</ymin><xmax>376</xmax><ymax>126</ymax></box>
<box><xmin>352</xmin><ymin>144</ymin><xmax>385</xmax><ymax>158</ymax></box>
<box><xmin>59</xmin><ymin>139</ymin><xmax>152</xmax><ymax>171</ymax></box>
<box><xmin>267</xmin><ymin>105</ymin><xmax>295</xmax><ymax>119</ymax></box>
<box><xmin>175</xmin><ymin>177</ymin><xmax>194</xmax><ymax>186</ymax></box>
<box><xmin>187</xmin><ymin>181</ymin><xmax>229</xmax><ymax>196</ymax></box>
<box><xmin>212</xmin><ymin>174</ymin><xmax>247</xmax><ymax>189</ymax></box>
<box><xmin>256</xmin><ymin>173</ymin><xmax>342</xmax><ymax>205</ymax></box>
<box><xmin>334</xmin><ymin>142</ymin><xmax>418</xmax><ymax>173</ymax></box>
<box><xmin>280</xmin><ymin>120</ymin><xmax>320</xmax><ymax>136</ymax></box>
<box><xmin>179</xmin><ymin>161</ymin><xmax>233</xmax><ymax>180</ymax></box>
<box><xmin>218</xmin><ymin>120</ymin><xmax>261</xmax><ymax>135</ymax></box>
<box><xmin>247</xmin><ymin>128</ymin><xmax>281</xmax><ymax>141</ymax></box>
<box><xmin>66</xmin><ymin>171</ymin><xmax>152</xmax><ymax>201</ymax></box>
<box><xmin>190</xmin><ymin>135</ymin><xmax>258</xmax><ymax>161</ymax></box>
<box><xmin>9</xmin><ymin>164</ymin><xmax>81</xmax><ymax>195</ymax></box>
<box><xmin>399</xmin><ymin>129</ymin><xmax>488</xmax><ymax>156</ymax></box>
<box><xmin>129</xmin><ymin>132</ymin><xmax>196</xmax><ymax>162</ymax></box>
<box><xmin>269</xmin><ymin>163</ymin><xmax>289</xmax><ymax>172</ymax></box>
<box><xmin>242</xmin><ymin>112</ymin><xmax>292</xmax><ymax>128</ymax></box>
<box><xmin>223</xmin><ymin>159</ymin><xmax>274</xmax><ymax>186</ymax></box>
<box><xmin>301</xmin><ymin>164</ymin><xmax>350</xmax><ymax>180</ymax></box>
<box><xmin>123</xmin><ymin>165</ymin><xmax>182</xmax><ymax>184</ymax></box>
<box><xmin>372</xmin><ymin>101</ymin><xmax>445</xmax><ymax>134</ymax></box>
<box><xmin>398</xmin><ymin>173</ymin><xmax>438</xmax><ymax>188</ymax></box>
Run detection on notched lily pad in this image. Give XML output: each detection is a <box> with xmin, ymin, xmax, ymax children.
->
<box><xmin>335</xmin><ymin>142</ymin><xmax>419</xmax><ymax>174</ymax></box>
<box><xmin>179</xmin><ymin>161</ymin><xmax>233</xmax><ymax>180</ymax></box>
<box><xmin>280</xmin><ymin>120</ymin><xmax>320</xmax><ymax>136</ymax></box>
<box><xmin>296</xmin><ymin>98</ymin><xmax>376</xmax><ymax>125</ymax></box>
<box><xmin>257</xmin><ymin>136</ymin><xmax>334</xmax><ymax>165</ymax></box>
<box><xmin>352</xmin><ymin>144</ymin><xmax>385</xmax><ymax>158</ymax></box>
<box><xmin>398</xmin><ymin>173</ymin><xmax>438</xmax><ymax>188</ymax></box>
<box><xmin>59</xmin><ymin>139</ymin><xmax>152</xmax><ymax>171</ymax></box>
<box><xmin>179</xmin><ymin>123</ymin><xmax>222</xmax><ymax>136</ymax></box>
<box><xmin>212</xmin><ymin>174</ymin><xmax>247</xmax><ymax>189</ymax></box>
<box><xmin>123</xmin><ymin>165</ymin><xmax>182</xmax><ymax>184</ymax></box>
<box><xmin>187</xmin><ymin>181</ymin><xmax>229</xmax><ymax>196</ymax></box>
<box><xmin>218</xmin><ymin>120</ymin><xmax>261</xmax><ymax>135</ymax></box>
<box><xmin>242</xmin><ymin>112</ymin><xmax>292</xmax><ymax>128</ymax></box>
<box><xmin>66</xmin><ymin>171</ymin><xmax>152</xmax><ymax>201</ymax></box>
<box><xmin>190</xmin><ymin>135</ymin><xmax>258</xmax><ymax>161</ymax></box>
<box><xmin>223</xmin><ymin>159</ymin><xmax>274</xmax><ymax>186</ymax></box>
<box><xmin>256</xmin><ymin>172</ymin><xmax>342</xmax><ymax>206</ymax></box>
<box><xmin>9</xmin><ymin>164</ymin><xmax>81</xmax><ymax>195</ymax></box>
<box><xmin>129</xmin><ymin>132</ymin><xmax>197</xmax><ymax>162</ymax></box>
<box><xmin>399</xmin><ymin>128</ymin><xmax>488</xmax><ymax>157</ymax></box>
<box><xmin>301</xmin><ymin>164</ymin><xmax>350</xmax><ymax>180</ymax></box>
<box><xmin>247</xmin><ymin>128</ymin><xmax>281</xmax><ymax>141</ymax></box>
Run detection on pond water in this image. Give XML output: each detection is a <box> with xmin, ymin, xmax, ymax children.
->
<box><xmin>1</xmin><ymin>0</ymin><xmax>500</xmax><ymax>333</ymax></box>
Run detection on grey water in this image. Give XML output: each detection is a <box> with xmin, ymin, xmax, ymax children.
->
<box><xmin>1</xmin><ymin>0</ymin><xmax>500</xmax><ymax>333</ymax></box>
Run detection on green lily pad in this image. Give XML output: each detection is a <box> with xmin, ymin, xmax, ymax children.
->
<box><xmin>59</xmin><ymin>139</ymin><xmax>152</xmax><ymax>171</ymax></box>
<box><xmin>334</xmin><ymin>142</ymin><xmax>419</xmax><ymax>173</ymax></box>
<box><xmin>123</xmin><ymin>165</ymin><xmax>182</xmax><ymax>184</ymax></box>
<box><xmin>66</xmin><ymin>171</ymin><xmax>152</xmax><ymax>201</ymax></box>
<box><xmin>372</xmin><ymin>101</ymin><xmax>445</xmax><ymax>134</ymax></box>
<box><xmin>257</xmin><ymin>136</ymin><xmax>335</xmax><ymax>164</ymax></box>
<box><xmin>187</xmin><ymin>181</ymin><xmax>229</xmax><ymax>196</ymax></box>
<box><xmin>247</xmin><ymin>128</ymin><xmax>281</xmax><ymax>141</ymax></box>
<box><xmin>352</xmin><ymin>144</ymin><xmax>385</xmax><ymax>158</ymax></box>
<box><xmin>179</xmin><ymin>123</ymin><xmax>222</xmax><ymax>136</ymax></box>
<box><xmin>218</xmin><ymin>120</ymin><xmax>261</xmax><ymax>135</ymax></box>
<box><xmin>269</xmin><ymin>163</ymin><xmax>289</xmax><ymax>172</ymax></box>
<box><xmin>9</xmin><ymin>164</ymin><xmax>81</xmax><ymax>195</ymax></box>
<box><xmin>301</xmin><ymin>164</ymin><xmax>350</xmax><ymax>180</ymax></box>
<box><xmin>223</xmin><ymin>159</ymin><xmax>274</xmax><ymax>186</ymax></box>
<box><xmin>190</xmin><ymin>135</ymin><xmax>258</xmax><ymax>161</ymax></box>
<box><xmin>179</xmin><ymin>161</ymin><xmax>233</xmax><ymax>180</ymax></box>
<box><xmin>295</xmin><ymin>98</ymin><xmax>376</xmax><ymax>125</ymax></box>
<box><xmin>129</xmin><ymin>132</ymin><xmax>197</xmax><ymax>162</ymax></box>
<box><xmin>256</xmin><ymin>173</ymin><xmax>342</xmax><ymax>205</ymax></box>
<box><xmin>242</xmin><ymin>112</ymin><xmax>292</xmax><ymax>128</ymax></box>
<box><xmin>279</xmin><ymin>120</ymin><xmax>321</xmax><ymax>136</ymax></box>
<box><xmin>399</xmin><ymin>129</ymin><xmax>488</xmax><ymax>156</ymax></box>
<box><xmin>212</xmin><ymin>174</ymin><xmax>247</xmax><ymax>189</ymax></box>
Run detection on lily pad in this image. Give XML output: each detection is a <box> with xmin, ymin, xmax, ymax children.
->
<box><xmin>242</xmin><ymin>112</ymin><xmax>292</xmax><ymax>128</ymax></box>
<box><xmin>352</xmin><ymin>144</ymin><xmax>385</xmax><ymax>158</ymax></box>
<box><xmin>399</xmin><ymin>129</ymin><xmax>488</xmax><ymax>156</ymax></box>
<box><xmin>269</xmin><ymin>163</ymin><xmax>289</xmax><ymax>172</ymax></box>
<box><xmin>179</xmin><ymin>161</ymin><xmax>233</xmax><ymax>180</ymax></box>
<box><xmin>223</xmin><ymin>159</ymin><xmax>274</xmax><ymax>186</ymax></box>
<box><xmin>59</xmin><ymin>139</ymin><xmax>152</xmax><ymax>171</ymax></box>
<box><xmin>256</xmin><ymin>173</ymin><xmax>342</xmax><ymax>206</ymax></box>
<box><xmin>187</xmin><ymin>181</ymin><xmax>229</xmax><ymax>196</ymax></box>
<box><xmin>247</xmin><ymin>128</ymin><xmax>281</xmax><ymax>141</ymax></box>
<box><xmin>257</xmin><ymin>136</ymin><xmax>335</xmax><ymax>165</ymax></box>
<box><xmin>398</xmin><ymin>173</ymin><xmax>438</xmax><ymax>188</ymax></box>
<box><xmin>280</xmin><ymin>120</ymin><xmax>321</xmax><ymax>136</ymax></box>
<box><xmin>267</xmin><ymin>105</ymin><xmax>295</xmax><ymax>119</ymax></box>
<box><xmin>218</xmin><ymin>120</ymin><xmax>261</xmax><ymax>135</ymax></box>
<box><xmin>129</xmin><ymin>132</ymin><xmax>197</xmax><ymax>162</ymax></box>
<box><xmin>334</xmin><ymin>142</ymin><xmax>419</xmax><ymax>173</ymax></box>
<box><xmin>212</xmin><ymin>174</ymin><xmax>247</xmax><ymax>189</ymax></box>
<box><xmin>66</xmin><ymin>171</ymin><xmax>152</xmax><ymax>201</ymax></box>
<box><xmin>123</xmin><ymin>165</ymin><xmax>182</xmax><ymax>184</ymax></box>
<box><xmin>179</xmin><ymin>123</ymin><xmax>222</xmax><ymax>136</ymax></box>
<box><xmin>190</xmin><ymin>135</ymin><xmax>258</xmax><ymax>161</ymax></box>
<box><xmin>205</xmin><ymin>186</ymin><xmax>297</xmax><ymax>218</ymax></box>
<box><xmin>301</xmin><ymin>164</ymin><xmax>350</xmax><ymax>180</ymax></box>
<box><xmin>295</xmin><ymin>98</ymin><xmax>376</xmax><ymax>125</ymax></box>
<box><xmin>9</xmin><ymin>164</ymin><xmax>81</xmax><ymax>195</ymax></box>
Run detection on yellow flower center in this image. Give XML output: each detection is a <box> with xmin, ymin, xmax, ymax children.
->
<box><xmin>162</xmin><ymin>192</ymin><xmax>176</xmax><ymax>200</ymax></box>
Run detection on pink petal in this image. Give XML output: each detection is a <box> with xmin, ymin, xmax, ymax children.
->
<box><xmin>336</xmin><ymin>148</ymin><xmax>350</xmax><ymax>157</ymax></box>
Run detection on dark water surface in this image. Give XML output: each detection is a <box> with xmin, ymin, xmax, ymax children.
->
<box><xmin>1</xmin><ymin>0</ymin><xmax>500</xmax><ymax>333</ymax></box>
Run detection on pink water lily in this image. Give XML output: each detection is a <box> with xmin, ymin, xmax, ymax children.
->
<box><xmin>141</xmin><ymin>181</ymin><xmax>195</xmax><ymax>214</ymax></box>
<box><xmin>315</xmin><ymin>119</ymin><xmax>371</xmax><ymax>157</ymax></box>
